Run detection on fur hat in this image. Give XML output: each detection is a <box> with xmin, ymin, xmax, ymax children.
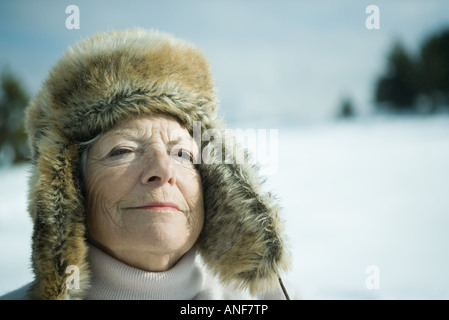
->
<box><xmin>25</xmin><ymin>28</ymin><xmax>290</xmax><ymax>299</ymax></box>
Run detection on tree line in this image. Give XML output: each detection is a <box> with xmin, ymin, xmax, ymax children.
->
<box><xmin>375</xmin><ymin>28</ymin><xmax>449</xmax><ymax>113</ymax></box>
<box><xmin>338</xmin><ymin>27</ymin><xmax>449</xmax><ymax>118</ymax></box>
<box><xmin>0</xmin><ymin>70</ymin><xmax>29</xmax><ymax>165</ymax></box>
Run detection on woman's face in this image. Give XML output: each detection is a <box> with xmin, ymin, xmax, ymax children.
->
<box><xmin>85</xmin><ymin>114</ymin><xmax>204</xmax><ymax>271</ymax></box>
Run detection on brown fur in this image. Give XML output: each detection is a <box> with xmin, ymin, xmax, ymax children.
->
<box><xmin>25</xmin><ymin>28</ymin><xmax>290</xmax><ymax>299</ymax></box>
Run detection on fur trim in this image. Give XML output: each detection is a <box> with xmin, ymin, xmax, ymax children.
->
<box><xmin>25</xmin><ymin>28</ymin><xmax>290</xmax><ymax>299</ymax></box>
<box><xmin>197</xmin><ymin>133</ymin><xmax>290</xmax><ymax>294</ymax></box>
<box><xmin>26</xmin><ymin>130</ymin><xmax>89</xmax><ymax>299</ymax></box>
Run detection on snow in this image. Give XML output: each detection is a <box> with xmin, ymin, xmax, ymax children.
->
<box><xmin>0</xmin><ymin>164</ymin><xmax>33</xmax><ymax>294</ymax></box>
<box><xmin>1</xmin><ymin>115</ymin><xmax>449</xmax><ymax>299</ymax></box>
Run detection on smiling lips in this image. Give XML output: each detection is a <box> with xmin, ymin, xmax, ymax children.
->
<box><xmin>130</xmin><ymin>202</ymin><xmax>180</xmax><ymax>211</ymax></box>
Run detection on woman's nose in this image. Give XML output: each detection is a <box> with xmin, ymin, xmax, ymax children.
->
<box><xmin>140</xmin><ymin>149</ymin><xmax>176</xmax><ymax>186</ymax></box>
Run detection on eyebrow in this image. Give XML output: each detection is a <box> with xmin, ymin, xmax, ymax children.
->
<box><xmin>102</xmin><ymin>128</ymin><xmax>194</xmax><ymax>146</ymax></box>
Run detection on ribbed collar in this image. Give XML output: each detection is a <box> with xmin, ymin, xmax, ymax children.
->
<box><xmin>85</xmin><ymin>244</ymin><xmax>203</xmax><ymax>300</ymax></box>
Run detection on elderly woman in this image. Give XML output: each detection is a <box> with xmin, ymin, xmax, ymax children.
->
<box><xmin>1</xmin><ymin>28</ymin><xmax>291</xmax><ymax>300</ymax></box>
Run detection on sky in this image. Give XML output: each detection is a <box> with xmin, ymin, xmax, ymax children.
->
<box><xmin>1</xmin><ymin>0</ymin><xmax>449</xmax><ymax>126</ymax></box>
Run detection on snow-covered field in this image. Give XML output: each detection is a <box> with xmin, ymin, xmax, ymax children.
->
<box><xmin>1</xmin><ymin>115</ymin><xmax>449</xmax><ymax>299</ymax></box>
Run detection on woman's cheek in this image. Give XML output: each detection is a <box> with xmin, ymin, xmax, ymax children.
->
<box><xmin>179</xmin><ymin>181</ymin><xmax>204</xmax><ymax>233</ymax></box>
<box><xmin>86</xmin><ymin>170</ymin><xmax>121</xmax><ymax>223</ymax></box>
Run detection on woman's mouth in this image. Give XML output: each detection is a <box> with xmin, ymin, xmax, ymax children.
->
<box><xmin>129</xmin><ymin>202</ymin><xmax>180</xmax><ymax>211</ymax></box>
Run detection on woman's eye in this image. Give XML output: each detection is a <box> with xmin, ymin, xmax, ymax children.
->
<box><xmin>109</xmin><ymin>148</ymin><xmax>133</xmax><ymax>158</ymax></box>
<box><xmin>176</xmin><ymin>149</ymin><xmax>194</xmax><ymax>163</ymax></box>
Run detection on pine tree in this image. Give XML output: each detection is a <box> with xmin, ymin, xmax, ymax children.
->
<box><xmin>375</xmin><ymin>42</ymin><xmax>418</xmax><ymax>112</ymax></box>
<box><xmin>418</xmin><ymin>29</ymin><xmax>449</xmax><ymax>111</ymax></box>
<box><xmin>0</xmin><ymin>69</ymin><xmax>30</xmax><ymax>165</ymax></box>
<box><xmin>374</xmin><ymin>28</ymin><xmax>449</xmax><ymax>113</ymax></box>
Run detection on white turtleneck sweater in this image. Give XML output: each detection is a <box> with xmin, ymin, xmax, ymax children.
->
<box><xmin>85</xmin><ymin>244</ymin><xmax>253</xmax><ymax>300</ymax></box>
<box><xmin>0</xmin><ymin>245</ymin><xmax>292</xmax><ymax>300</ymax></box>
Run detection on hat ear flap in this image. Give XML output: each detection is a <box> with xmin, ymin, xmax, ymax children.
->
<box><xmin>27</xmin><ymin>131</ymin><xmax>89</xmax><ymax>299</ymax></box>
<box><xmin>196</xmin><ymin>132</ymin><xmax>290</xmax><ymax>295</ymax></box>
